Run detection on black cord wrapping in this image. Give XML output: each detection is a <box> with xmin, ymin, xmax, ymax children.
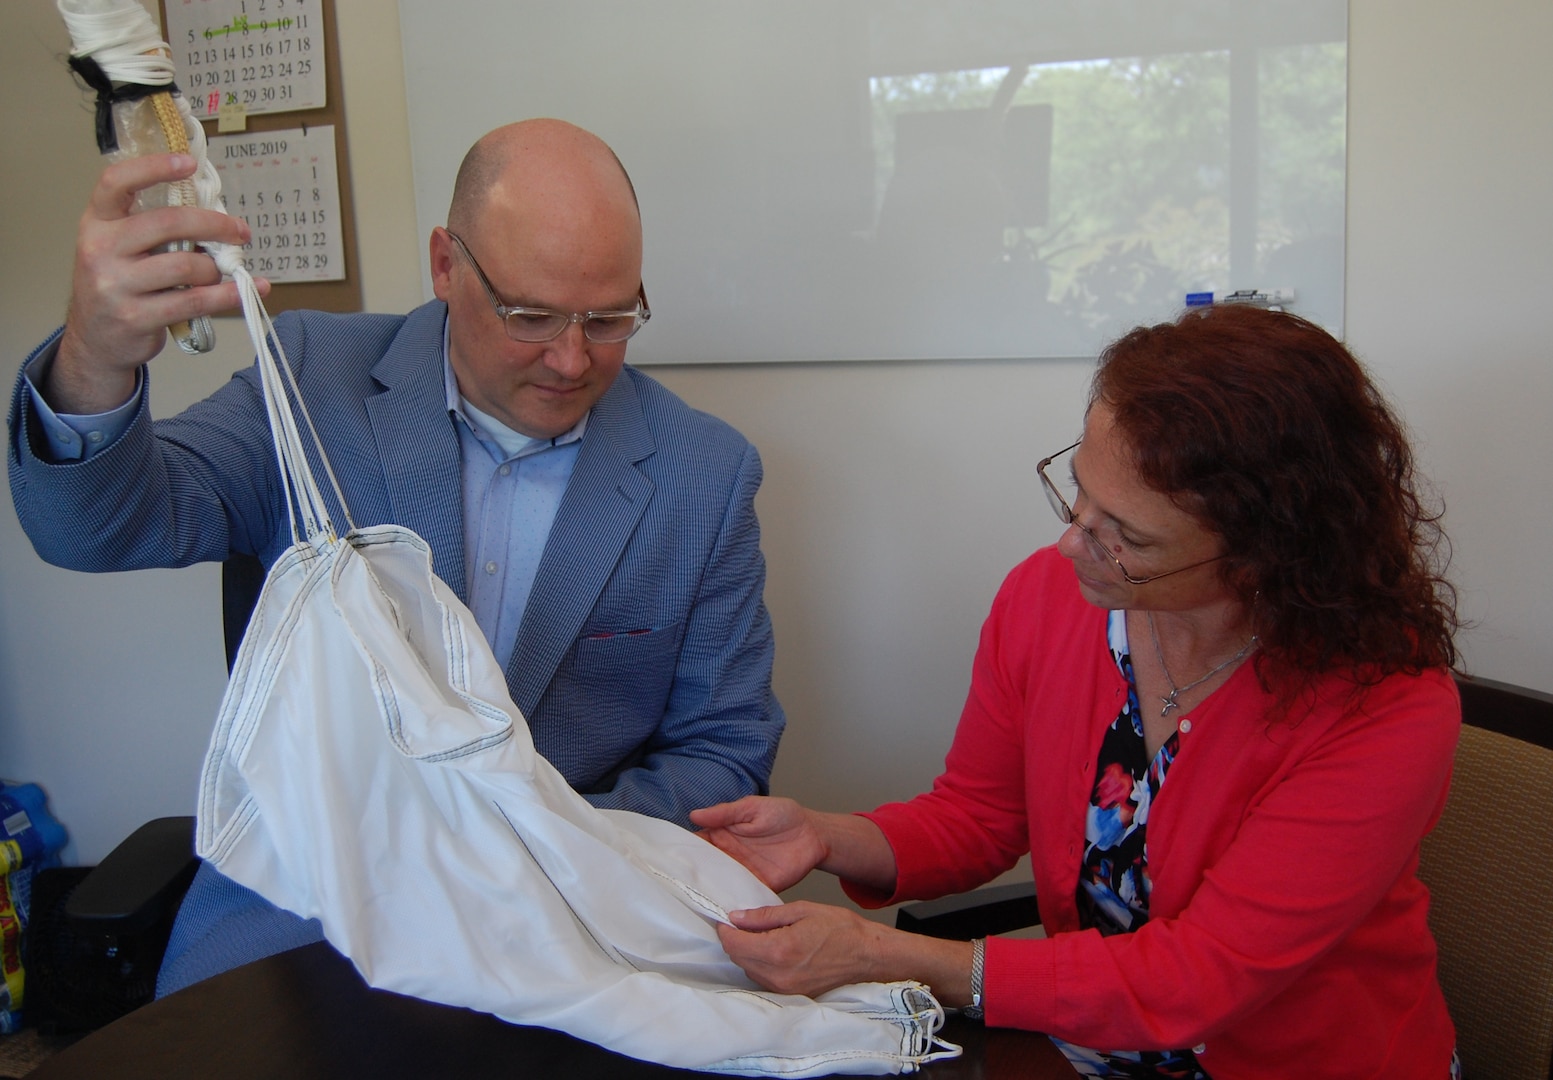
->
<box><xmin>67</xmin><ymin>53</ymin><xmax>180</xmax><ymax>153</ymax></box>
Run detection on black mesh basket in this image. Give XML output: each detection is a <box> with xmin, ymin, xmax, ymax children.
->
<box><xmin>23</xmin><ymin>867</ymin><xmax>171</xmax><ymax>1035</ymax></box>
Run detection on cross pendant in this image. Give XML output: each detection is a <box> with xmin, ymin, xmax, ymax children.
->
<box><xmin>1160</xmin><ymin>695</ymin><xmax>1180</xmax><ymax>717</ymax></box>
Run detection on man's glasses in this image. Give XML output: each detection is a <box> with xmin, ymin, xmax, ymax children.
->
<box><xmin>1036</xmin><ymin>439</ymin><xmax>1224</xmax><ymax>586</ymax></box>
<box><xmin>448</xmin><ymin>231</ymin><xmax>651</xmax><ymax>344</ymax></box>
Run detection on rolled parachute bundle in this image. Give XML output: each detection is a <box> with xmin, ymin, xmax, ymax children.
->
<box><xmin>59</xmin><ymin>0</ymin><xmax>218</xmax><ymax>354</ymax></box>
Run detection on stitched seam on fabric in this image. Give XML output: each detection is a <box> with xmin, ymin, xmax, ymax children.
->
<box><xmin>640</xmin><ymin>862</ymin><xmax>731</xmax><ymax>923</ymax></box>
<box><xmin>203</xmin><ymin>795</ymin><xmax>259</xmax><ymax>863</ymax></box>
<box><xmin>237</xmin><ymin>547</ymin><xmax>333</xmax><ymax>752</ymax></box>
<box><xmin>705</xmin><ymin>1048</ymin><xmax>916</xmax><ymax>1074</ymax></box>
<box><xmin>199</xmin><ymin>545</ymin><xmax>331</xmax><ymax>851</ymax></box>
<box><xmin>347</xmin><ymin>535</ymin><xmax>513</xmax><ymax>762</ymax></box>
<box><xmin>431</xmin><ymin>560</ymin><xmax>520</xmax><ymax>754</ymax></box>
<box><xmin>370</xmin><ymin>654</ymin><xmax>408</xmax><ymax>755</ymax></box>
<box><xmin>713</xmin><ymin>988</ymin><xmax>793</xmax><ymax>1007</ymax></box>
<box><xmin>493</xmin><ymin>801</ymin><xmax>640</xmax><ymax>971</ymax></box>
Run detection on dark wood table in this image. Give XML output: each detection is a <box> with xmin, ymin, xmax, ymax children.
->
<box><xmin>29</xmin><ymin>941</ymin><xmax>1077</xmax><ymax>1078</ymax></box>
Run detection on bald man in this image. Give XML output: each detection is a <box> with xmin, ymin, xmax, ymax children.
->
<box><xmin>9</xmin><ymin>120</ymin><xmax>785</xmax><ymax>993</ymax></box>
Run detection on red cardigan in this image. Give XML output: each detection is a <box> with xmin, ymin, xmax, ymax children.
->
<box><xmin>847</xmin><ymin>547</ymin><xmax>1459</xmax><ymax>1079</ymax></box>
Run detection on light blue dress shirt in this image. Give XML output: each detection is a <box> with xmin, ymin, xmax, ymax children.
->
<box><xmin>440</xmin><ymin>324</ymin><xmax>582</xmax><ymax>664</ymax></box>
<box><xmin>20</xmin><ymin>355</ymin><xmax>141</xmax><ymax>462</ymax></box>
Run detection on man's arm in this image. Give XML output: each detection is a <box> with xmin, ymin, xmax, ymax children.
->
<box><xmin>8</xmin><ymin>153</ymin><xmax>278</xmax><ymax>572</ymax></box>
<box><xmin>9</xmin><ymin>351</ymin><xmax>284</xmax><ymax>573</ymax></box>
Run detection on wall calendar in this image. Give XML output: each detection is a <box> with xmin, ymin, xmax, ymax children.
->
<box><xmin>210</xmin><ymin>125</ymin><xmax>345</xmax><ymax>283</ymax></box>
<box><xmin>164</xmin><ymin>0</ymin><xmax>326</xmax><ymax>121</ymax></box>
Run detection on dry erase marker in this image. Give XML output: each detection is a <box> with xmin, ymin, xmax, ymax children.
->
<box><xmin>1184</xmin><ymin>287</ymin><xmax>1295</xmax><ymax>307</ymax></box>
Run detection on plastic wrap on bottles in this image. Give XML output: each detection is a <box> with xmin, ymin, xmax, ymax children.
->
<box><xmin>0</xmin><ymin>782</ymin><xmax>68</xmax><ymax>1031</ymax></box>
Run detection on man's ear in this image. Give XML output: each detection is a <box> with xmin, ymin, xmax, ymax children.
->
<box><xmin>429</xmin><ymin>227</ymin><xmax>456</xmax><ymax>302</ymax></box>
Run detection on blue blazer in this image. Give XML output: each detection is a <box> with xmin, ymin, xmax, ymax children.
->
<box><xmin>10</xmin><ymin>302</ymin><xmax>784</xmax><ymax>825</ymax></box>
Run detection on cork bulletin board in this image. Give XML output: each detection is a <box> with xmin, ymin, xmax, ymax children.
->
<box><xmin>160</xmin><ymin>0</ymin><xmax>361</xmax><ymax>313</ymax></box>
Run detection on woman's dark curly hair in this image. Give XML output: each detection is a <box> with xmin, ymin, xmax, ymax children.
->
<box><xmin>1092</xmin><ymin>304</ymin><xmax>1458</xmax><ymax>683</ymax></box>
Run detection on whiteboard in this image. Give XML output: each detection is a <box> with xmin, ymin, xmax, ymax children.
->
<box><xmin>398</xmin><ymin>0</ymin><xmax>1346</xmax><ymax>363</ymax></box>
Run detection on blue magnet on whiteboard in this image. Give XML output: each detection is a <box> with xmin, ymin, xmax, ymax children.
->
<box><xmin>1185</xmin><ymin>288</ymin><xmax>1295</xmax><ymax>307</ymax></box>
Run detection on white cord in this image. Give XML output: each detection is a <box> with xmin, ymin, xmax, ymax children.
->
<box><xmin>57</xmin><ymin>0</ymin><xmax>174</xmax><ymax>86</ymax></box>
<box><xmin>59</xmin><ymin>0</ymin><xmax>355</xmax><ymax>546</ymax></box>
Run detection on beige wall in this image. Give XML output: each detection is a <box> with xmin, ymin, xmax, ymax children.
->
<box><xmin>2</xmin><ymin>0</ymin><xmax>1549</xmax><ymax>874</ymax></box>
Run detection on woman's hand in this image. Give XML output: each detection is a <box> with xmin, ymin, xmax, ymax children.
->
<box><xmin>690</xmin><ymin>796</ymin><xmax>827</xmax><ymax>893</ymax></box>
<box><xmin>717</xmin><ymin>902</ymin><xmax>977</xmax><ymax>1006</ymax></box>
<box><xmin>717</xmin><ymin>901</ymin><xmax>889</xmax><ymax>998</ymax></box>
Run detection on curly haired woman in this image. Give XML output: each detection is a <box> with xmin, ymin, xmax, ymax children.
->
<box><xmin>694</xmin><ymin>305</ymin><xmax>1461</xmax><ymax>1079</ymax></box>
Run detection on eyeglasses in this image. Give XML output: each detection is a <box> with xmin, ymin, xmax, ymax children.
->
<box><xmin>447</xmin><ymin>231</ymin><xmax>651</xmax><ymax>344</ymax></box>
<box><xmin>1036</xmin><ymin>439</ymin><xmax>1224</xmax><ymax>586</ymax></box>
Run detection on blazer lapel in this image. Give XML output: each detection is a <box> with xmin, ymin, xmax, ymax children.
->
<box><xmin>364</xmin><ymin>302</ymin><xmax>467</xmax><ymax>600</ymax></box>
<box><xmin>505</xmin><ymin>370</ymin><xmax>656</xmax><ymax>715</ymax></box>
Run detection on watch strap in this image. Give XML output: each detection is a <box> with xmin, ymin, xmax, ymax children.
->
<box><xmin>964</xmin><ymin>937</ymin><xmax>986</xmax><ymax>1020</ymax></box>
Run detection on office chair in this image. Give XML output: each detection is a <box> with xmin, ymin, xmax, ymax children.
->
<box><xmin>893</xmin><ymin>675</ymin><xmax>1553</xmax><ymax>1080</ymax></box>
<box><xmin>1420</xmin><ymin>675</ymin><xmax>1553</xmax><ymax>1080</ymax></box>
<box><xmin>24</xmin><ymin>817</ymin><xmax>197</xmax><ymax>1033</ymax></box>
<box><xmin>222</xmin><ymin>552</ymin><xmax>267</xmax><ymax>672</ymax></box>
<box><xmin>894</xmin><ymin>880</ymin><xmax>1039</xmax><ymax>941</ymax></box>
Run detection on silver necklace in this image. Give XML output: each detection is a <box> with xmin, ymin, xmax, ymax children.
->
<box><xmin>1146</xmin><ymin>611</ymin><xmax>1257</xmax><ymax>718</ymax></box>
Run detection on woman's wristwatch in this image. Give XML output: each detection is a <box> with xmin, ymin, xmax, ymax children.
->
<box><xmin>964</xmin><ymin>937</ymin><xmax>986</xmax><ymax>1020</ymax></box>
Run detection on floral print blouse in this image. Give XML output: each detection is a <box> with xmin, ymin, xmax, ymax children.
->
<box><xmin>1047</xmin><ymin>610</ymin><xmax>1211</xmax><ymax>1079</ymax></box>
